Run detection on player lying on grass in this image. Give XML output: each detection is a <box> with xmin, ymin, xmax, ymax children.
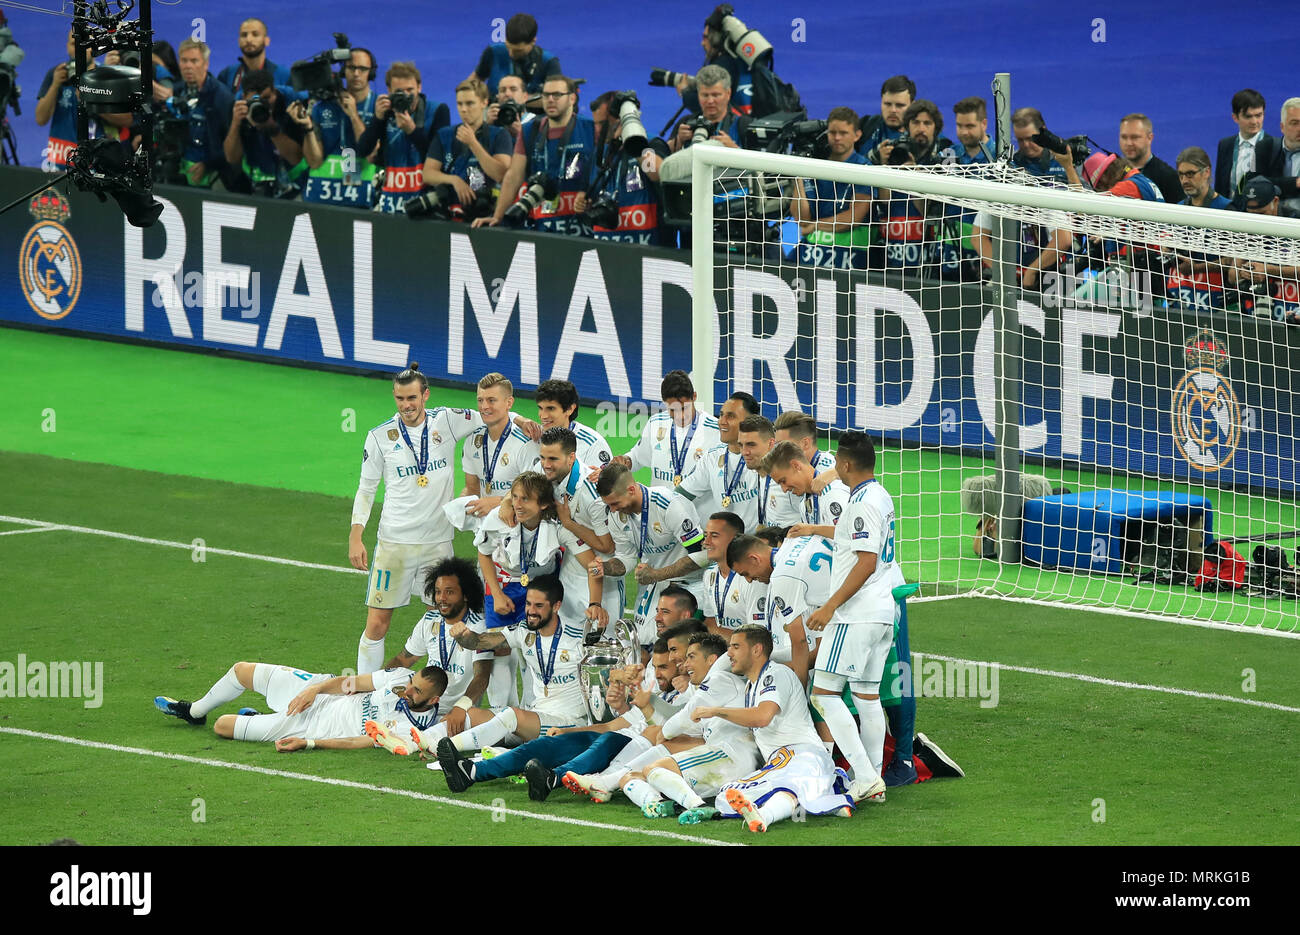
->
<box><xmin>154</xmin><ymin>662</ymin><xmax>447</xmax><ymax>754</ymax></box>
<box><xmin>424</xmin><ymin>637</ymin><xmax>682</xmax><ymax>800</ymax></box>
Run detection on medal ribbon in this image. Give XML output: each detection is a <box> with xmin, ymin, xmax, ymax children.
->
<box><xmin>746</xmin><ymin>661</ymin><xmax>771</xmax><ymax>708</ymax></box>
<box><xmin>539</xmin><ymin>626</ymin><xmax>563</xmax><ymax>692</ymax></box>
<box><xmin>714</xmin><ymin>569</ymin><xmax>736</xmax><ymax>621</ymax></box>
<box><xmin>482</xmin><ymin>426</ymin><xmax>511</xmax><ymax>489</ymax></box>
<box><xmin>637</xmin><ymin>484</ymin><xmax>650</xmax><ymax>565</ymax></box>
<box><xmin>669</xmin><ymin>416</ymin><xmax>699</xmax><ymax>479</ymax></box>
<box><xmin>721</xmin><ymin>451</ymin><xmax>744</xmax><ymax>502</ymax></box>
<box><xmin>398</xmin><ymin>418</ymin><xmax>429</xmax><ymax>476</ymax></box>
<box><xmin>519</xmin><ymin>524</ymin><xmax>541</xmax><ymax>581</ymax></box>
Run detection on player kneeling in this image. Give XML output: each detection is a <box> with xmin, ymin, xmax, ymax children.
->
<box><xmin>692</xmin><ymin>625</ymin><xmax>854</xmax><ymax>832</ymax></box>
<box><xmin>154</xmin><ymin>662</ymin><xmax>446</xmax><ymax>753</ymax></box>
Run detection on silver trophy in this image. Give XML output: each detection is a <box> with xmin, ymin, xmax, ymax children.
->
<box><xmin>579</xmin><ymin>615</ymin><xmax>638</xmax><ymax>724</ymax></box>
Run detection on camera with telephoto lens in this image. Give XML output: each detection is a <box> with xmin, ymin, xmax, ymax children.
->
<box><xmin>247</xmin><ymin>94</ymin><xmax>271</xmax><ymax>124</ymax></box>
<box><xmin>289</xmin><ymin>33</ymin><xmax>351</xmax><ymax>101</ymax></box>
<box><xmin>495</xmin><ymin>98</ymin><xmax>521</xmax><ymax>127</ymax></box>
<box><xmin>1032</xmin><ymin>125</ymin><xmax>1090</xmax><ymax>164</ymax></box>
<box><xmin>606</xmin><ymin>90</ymin><xmax>648</xmax><ymax>152</ymax></box>
<box><xmin>505</xmin><ymin>172</ymin><xmax>559</xmax><ymax>224</ymax></box>
<box><xmin>706</xmin><ymin>4</ymin><xmax>773</xmax><ymax>69</ymax></box>
<box><xmin>405</xmin><ymin>183</ymin><xmax>495</xmax><ymax>221</ymax></box>
<box><xmin>648</xmin><ymin>67</ymin><xmax>690</xmax><ymax>88</ymax></box>
<box><xmin>580</xmin><ymin>194</ymin><xmax>620</xmax><ymax>229</ymax></box>
<box><xmin>389</xmin><ymin>89</ymin><xmax>416</xmax><ymax>115</ymax></box>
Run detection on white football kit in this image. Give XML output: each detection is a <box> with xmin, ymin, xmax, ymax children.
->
<box><xmin>552</xmin><ymin>461</ymin><xmax>624</xmax><ymax>626</ymax></box>
<box><xmin>714</xmin><ymin>662</ymin><xmax>853</xmax><ymax>817</ymax></box>
<box><xmin>678</xmin><ymin>443</ymin><xmax>762</xmax><ymax>531</ymax></box>
<box><xmin>627</xmin><ymin>410</ymin><xmax>720</xmax><ymax>488</ymax></box>
<box><xmin>661</xmin><ymin>655</ymin><xmax>760</xmax><ymax>795</ymax></box>
<box><xmin>461</xmin><ymin>422</ymin><xmax>540</xmax><ymax>499</ymax></box>
<box><xmin>502</xmin><ymin>621</ymin><xmax>591</xmax><ymax>726</ymax></box>
<box><xmin>766</xmin><ymin>534</ymin><xmax>837</xmax><ymax>653</ymax></box>
<box><xmin>403</xmin><ymin>609</ymin><xmax>487</xmax><ymax>707</ymax></box>
<box><xmin>701</xmin><ymin>565</ymin><xmax>754</xmax><ymax>632</ymax></box>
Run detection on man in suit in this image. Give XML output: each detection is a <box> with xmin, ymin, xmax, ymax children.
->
<box><xmin>1216</xmin><ymin>89</ymin><xmax>1276</xmax><ymax>199</ymax></box>
<box><xmin>1260</xmin><ymin>96</ymin><xmax>1300</xmax><ymax>215</ymax></box>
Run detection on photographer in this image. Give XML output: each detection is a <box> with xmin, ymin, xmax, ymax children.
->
<box><xmin>789</xmin><ymin>107</ymin><xmax>872</xmax><ymax>269</ymax></box>
<box><xmin>468</xmin><ymin>12</ymin><xmax>561</xmax><ymax>98</ymax></box>
<box><xmin>35</xmin><ymin>28</ymin><xmax>126</xmax><ymax>171</ymax></box>
<box><xmin>488</xmin><ymin>75</ymin><xmax>536</xmax><ymax>143</ymax></box>
<box><xmin>223</xmin><ymin>69</ymin><xmax>307</xmax><ymax>198</ymax></box>
<box><xmin>666</xmin><ymin>64</ymin><xmax>749</xmax><ymax>154</ymax></box>
<box><xmin>170</xmin><ymin>38</ymin><xmax>235</xmax><ymax>188</ymax></box>
<box><xmin>663</xmin><ymin>4</ymin><xmax>777</xmax><ymax>117</ymax></box>
<box><xmin>298</xmin><ymin>48</ymin><xmax>379</xmax><ymax>208</ymax></box>
<box><xmin>858</xmin><ymin>75</ymin><xmax>914</xmax><ymax>164</ymax></box>
<box><xmin>585</xmin><ymin>91</ymin><xmax>669</xmax><ymax>245</ymax></box>
<box><xmin>1011</xmin><ymin>107</ymin><xmax>1080</xmax><ymax>185</ymax></box>
<box><xmin>418</xmin><ymin>78</ymin><xmax>513</xmax><ymax>221</ymax></box>
<box><xmin>474</xmin><ymin>75</ymin><xmax>595</xmax><ymax>235</ymax></box>
<box><xmin>874</xmin><ymin>100</ymin><xmax>953</xmax><ymax>275</ymax></box>
<box><xmin>355</xmin><ymin>62</ymin><xmax>450</xmax><ymax>214</ymax></box>
<box><xmin>215</xmin><ymin>18</ymin><xmax>292</xmax><ymax>96</ymax></box>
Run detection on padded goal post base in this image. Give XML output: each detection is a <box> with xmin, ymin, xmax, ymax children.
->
<box><xmin>1022</xmin><ymin>490</ymin><xmax>1213</xmax><ymax>574</ymax></box>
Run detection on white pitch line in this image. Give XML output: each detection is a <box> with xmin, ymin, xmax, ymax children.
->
<box><xmin>0</xmin><ymin>525</ymin><xmax>67</xmax><ymax>536</ymax></box>
<box><xmin>0</xmin><ymin>727</ymin><xmax>743</xmax><ymax>847</ymax></box>
<box><xmin>0</xmin><ymin>515</ymin><xmax>366</xmax><ymax>576</ymax></box>
<box><xmin>923</xmin><ymin>653</ymin><xmax>1300</xmax><ymax>713</ymax></box>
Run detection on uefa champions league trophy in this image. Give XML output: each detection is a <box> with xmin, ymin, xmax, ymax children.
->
<box><xmin>579</xmin><ymin>615</ymin><xmax>638</xmax><ymax>724</ymax></box>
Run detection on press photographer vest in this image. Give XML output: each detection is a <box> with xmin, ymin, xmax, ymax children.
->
<box><xmin>304</xmin><ymin>91</ymin><xmax>378</xmax><ymax>207</ymax></box>
<box><xmin>376</xmin><ymin>95</ymin><xmax>448</xmax><ymax>214</ymax></box>
<box><xmin>590</xmin><ymin>148</ymin><xmax>663</xmax><ymax>245</ymax></box>
<box><xmin>523</xmin><ymin>114</ymin><xmax>596</xmax><ymax>234</ymax></box>
<box><xmin>42</xmin><ymin>69</ymin><xmax>93</xmax><ymax>171</ymax></box>
<box><xmin>484</xmin><ymin>44</ymin><xmax>556</xmax><ymax>95</ymax></box>
<box><xmin>436</xmin><ymin>122</ymin><xmax>510</xmax><ymax>191</ymax></box>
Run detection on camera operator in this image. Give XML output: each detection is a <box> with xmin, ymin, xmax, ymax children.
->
<box><xmin>487</xmin><ymin>74</ymin><xmax>536</xmax><ymax>144</ymax></box>
<box><xmin>151</xmin><ymin>40</ymin><xmax>180</xmax><ymax>108</ymax></box>
<box><xmin>355</xmin><ymin>62</ymin><xmax>450</xmax><ymax>214</ymax></box>
<box><xmin>419</xmin><ymin>78</ymin><xmax>513</xmax><ymax>220</ymax></box>
<box><xmin>873</xmin><ymin>100</ymin><xmax>952</xmax><ymax>275</ymax></box>
<box><xmin>858</xmin><ymin>75</ymin><xmax>914</xmax><ymax>164</ymax></box>
<box><xmin>663</xmin><ymin>4</ymin><xmax>776</xmax><ymax>117</ymax></box>
<box><xmin>1011</xmin><ymin>107</ymin><xmax>1083</xmax><ymax>185</ymax></box>
<box><xmin>468</xmin><ymin>12</ymin><xmax>561</xmax><ymax>98</ymax></box>
<box><xmin>474</xmin><ymin>74</ymin><xmax>595</xmax><ymax>235</ymax></box>
<box><xmin>298</xmin><ymin>48</ymin><xmax>379</xmax><ymax>208</ymax></box>
<box><xmin>666</xmin><ymin>64</ymin><xmax>749</xmax><ymax>154</ymax></box>
<box><xmin>223</xmin><ymin>69</ymin><xmax>306</xmax><ymax>198</ymax></box>
<box><xmin>789</xmin><ymin>106</ymin><xmax>872</xmax><ymax>269</ymax></box>
<box><xmin>169</xmin><ymin>38</ymin><xmax>235</xmax><ymax>188</ymax></box>
<box><xmin>584</xmin><ymin>90</ymin><xmax>669</xmax><ymax>245</ymax></box>
<box><xmin>35</xmin><ymin>28</ymin><xmax>129</xmax><ymax>171</ymax></box>
<box><xmin>216</xmin><ymin>18</ymin><xmax>292</xmax><ymax>96</ymax></box>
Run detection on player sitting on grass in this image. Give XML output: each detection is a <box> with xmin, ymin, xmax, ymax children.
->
<box><xmin>617</xmin><ymin>632</ymin><xmax>760</xmax><ymax>823</ymax></box>
<box><xmin>694</xmin><ymin>625</ymin><xmax>856</xmax><ymax>833</ymax></box>
<box><xmin>154</xmin><ymin>662</ymin><xmax>446</xmax><ymax>754</ymax></box>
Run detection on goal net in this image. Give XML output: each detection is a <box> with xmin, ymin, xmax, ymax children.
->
<box><xmin>688</xmin><ymin>141</ymin><xmax>1300</xmax><ymax>634</ymax></box>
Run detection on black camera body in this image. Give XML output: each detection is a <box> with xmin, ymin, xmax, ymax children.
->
<box><xmin>684</xmin><ymin>114</ymin><xmax>713</xmax><ymax>146</ymax></box>
<box><xmin>505</xmin><ymin>172</ymin><xmax>559</xmax><ymax>224</ymax></box>
<box><xmin>580</xmin><ymin>194</ymin><xmax>620</xmax><ymax>229</ymax></box>
<box><xmin>289</xmin><ymin>33</ymin><xmax>351</xmax><ymax>101</ymax></box>
<box><xmin>406</xmin><ymin>183</ymin><xmax>495</xmax><ymax>222</ymax></box>
<box><xmin>887</xmin><ymin>133</ymin><xmax>914</xmax><ymax>165</ymax></box>
<box><xmin>1032</xmin><ymin>125</ymin><xmax>1090</xmax><ymax>164</ymax></box>
<box><xmin>495</xmin><ymin>99</ymin><xmax>521</xmax><ymax>127</ymax></box>
<box><xmin>247</xmin><ymin>94</ymin><xmax>271</xmax><ymax>125</ymax></box>
<box><xmin>389</xmin><ymin>89</ymin><xmax>416</xmax><ymax>115</ymax></box>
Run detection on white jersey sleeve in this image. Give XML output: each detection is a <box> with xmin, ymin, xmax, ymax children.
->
<box><xmin>351</xmin><ymin>430</ymin><xmax>386</xmax><ymax>527</ymax></box>
<box><xmin>403</xmin><ymin>611</ymin><xmax>436</xmax><ymax>658</ymax></box>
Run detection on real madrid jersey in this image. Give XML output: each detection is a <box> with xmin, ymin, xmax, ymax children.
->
<box><xmin>354</xmin><ymin>407</ymin><xmax>484</xmax><ymax>545</ymax></box>
<box><xmin>552</xmin><ymin>461</ymin><xmax>623</xmax><ymax>623</ymax></box>
<box><xmin>462</xmin><ymin>422</ymin><xmax>540</xmax><ymax>497</ymax></box>
<box><xmin>747</xmin><ymin>661</ymin><xmax>822</xmax><ymax>757</ymax></box>
<box><xmin>831</xmin><ymin>479</ymin><xmax>906</xmax><ymax>626</ymax></box>
<box><xmin>474</xmin><ymin>514</ymin><xmax>572</xmax><ymax>586</ymax></box>
<box><xmin>627</xmin><ymin>410</ymin><xmax>720</xmax><ymax>488</ymax></box>
<box><xmin>403</xmin><ymin>609</ymin><xmax>487</xmax><ymax>704</ymax></box>
<box><xmin>662</xmin><ymin>654</ymin><xmax>754</xmax><ymax>758</ymax></box>
<box><xmin>801</xmin><ymin>475</ymin><xmax>850</xmax><ymax>528</ymax></box>
<box><xmin>701</xmin><ymin>565</ymin><xmax>753</xmax><ymax>632</ymax></box>
<box><xmin>503</xmin><ymin>621</ymin><xmax>589</xmax><ymax>719</ymax></box>
<box><xmin>310</xmin><ymin>667</ymin><xmax>440</xmax><ymax>738</ymax></box>
<box><xmin>607</xmin><ymin>485</ymin><xmax>705</xmax><ymax>581</ymax></box>
<box><xmin>679</xmin><ymin>443</ymin><xmax>759</xmax><ymax>530</ymax></box>
<box><xmin>767</xmin><ymin>535</ymin><xmax>836</xmax><ymax>648</ymax></box>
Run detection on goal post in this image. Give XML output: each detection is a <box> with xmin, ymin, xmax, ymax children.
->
<box><xmin>688</xmin><ymin>140</ymin><xmax>1300</xmax><ymax>634</ymax></box>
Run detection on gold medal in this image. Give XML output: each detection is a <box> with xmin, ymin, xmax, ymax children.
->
<box><xmin>520</xmin><ymin>573</ymin><xmax>530</xmax><ymax>587</ymax></box>
<box><xmin>544</xmin><ymin>684</ymin><xmax>549</xmax><ymax>697</ymax></box>
<box><xmin>721</xmin><ymin>496</ymin><xmax>732</xmax><ymax>507</ymax></box>
<box><xmin>673</xmin><ymin>474</ymin><xmax>682</xmax><ymax>486</ymax></box>
<box><xmin>416</xmin><ymin>475</ymin><xmax>428</xmax><ymax>487</ymax></box>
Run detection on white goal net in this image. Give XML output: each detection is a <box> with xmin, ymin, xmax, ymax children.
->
<box><xmin>689</xmin><ymin>142</ymin><xmax>1300</xmax><ymax>634</ymax></box>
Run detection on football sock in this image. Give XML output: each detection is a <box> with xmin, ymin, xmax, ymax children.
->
<box><xmin>453</xmin><ymin>707</ymin><xmax>518</xmax><ymax>752</ymax></box>
<box><xmin>190</xmin><ymin>666</ymin><xmax>245</xmax><ymax>718</ymax></box>
<box><xmin>813</xmin><ymin>692</ymin><xmax>874</xmax><ymax>782</ymax></box>
<box><xmin>857</xmin><ymin>696</ymin><xmax>887</xmax><ymax>776</ymax></box>
<box><xmin>357</xmin><ymin>636</ymin><xmax>384</xmax><ymax>675</ymax></box>
<box><xmin>622</xmin><ymin>779</ymin><xmax>661</xmax><ymax>809</ymax></box>
<box><xmin>757</xmin><ymin>792</ymin><xmax>797</xmax><ymax>827</ymax></box>
<box><xmin>647</xmin><ymin>767</ymin><xmax>704</xmax><ymax>809</ymax></box>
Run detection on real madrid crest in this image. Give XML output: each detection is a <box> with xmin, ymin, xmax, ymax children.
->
<box><xmin>475</xmin><ymin>434</ymin><xmax>485</xmax><ymax>447</ymax></box>
<box><xmin>560</xmin><ymin>650</ymin><xmax>570</xmax><ymax>662</ymax></box>
<box><xmin>1172</xmin><ymin>329</ymin><xmax>1240</xmax><ymax>473</ymax></box>
<box><xmin>502</xmin><ymin>453</ymin><xmax>509</xmax><ymax>466</ymax></box>
<box><xmin>20</xmin><ymin>188</ymin><xmax>81</xmax><ymax>321</ymax></box>
<box><xmin>431</xmin><ymin>431</ymin><xmax>442</xmax><ymax>445</ymax></box>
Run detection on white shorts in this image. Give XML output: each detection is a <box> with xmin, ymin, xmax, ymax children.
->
<box><xmin>672</xmin><ymin>744</ymin><xmax>759</xmax><ymax>799</ymax></box>
<box><xmin>232</xmin><ymin>665</ymin><xmax>335</xmax><ymax>743</ymax></box>
<box><xmin>816</xmin><ymin>620</ymin><xmax>893</xmax><ymax>686</ymax></box>
<box><xmin>366</xmin><ymin>539</ymin><xmax>453</xmax><ymax>609</ymax></box>
<box><xmin>715</xmin><ymin>743</ymin><xmax>853</xmax><ymax>817</ymax></box>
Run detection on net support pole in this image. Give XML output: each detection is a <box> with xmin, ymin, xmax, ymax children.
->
<box><xmin>992</xmin><ymin>73</ymin><xmax>1012</xmax><ymax>162</ymax></box>
<box><xmin>991</xmin><ymin>216</ymin><xmax>1023</xmax><ymax>564</ymax></box>
<box><xmin>690</xmin><ymin>146</ymin><xmax>716</xmax><ymax>416</ymax></box>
